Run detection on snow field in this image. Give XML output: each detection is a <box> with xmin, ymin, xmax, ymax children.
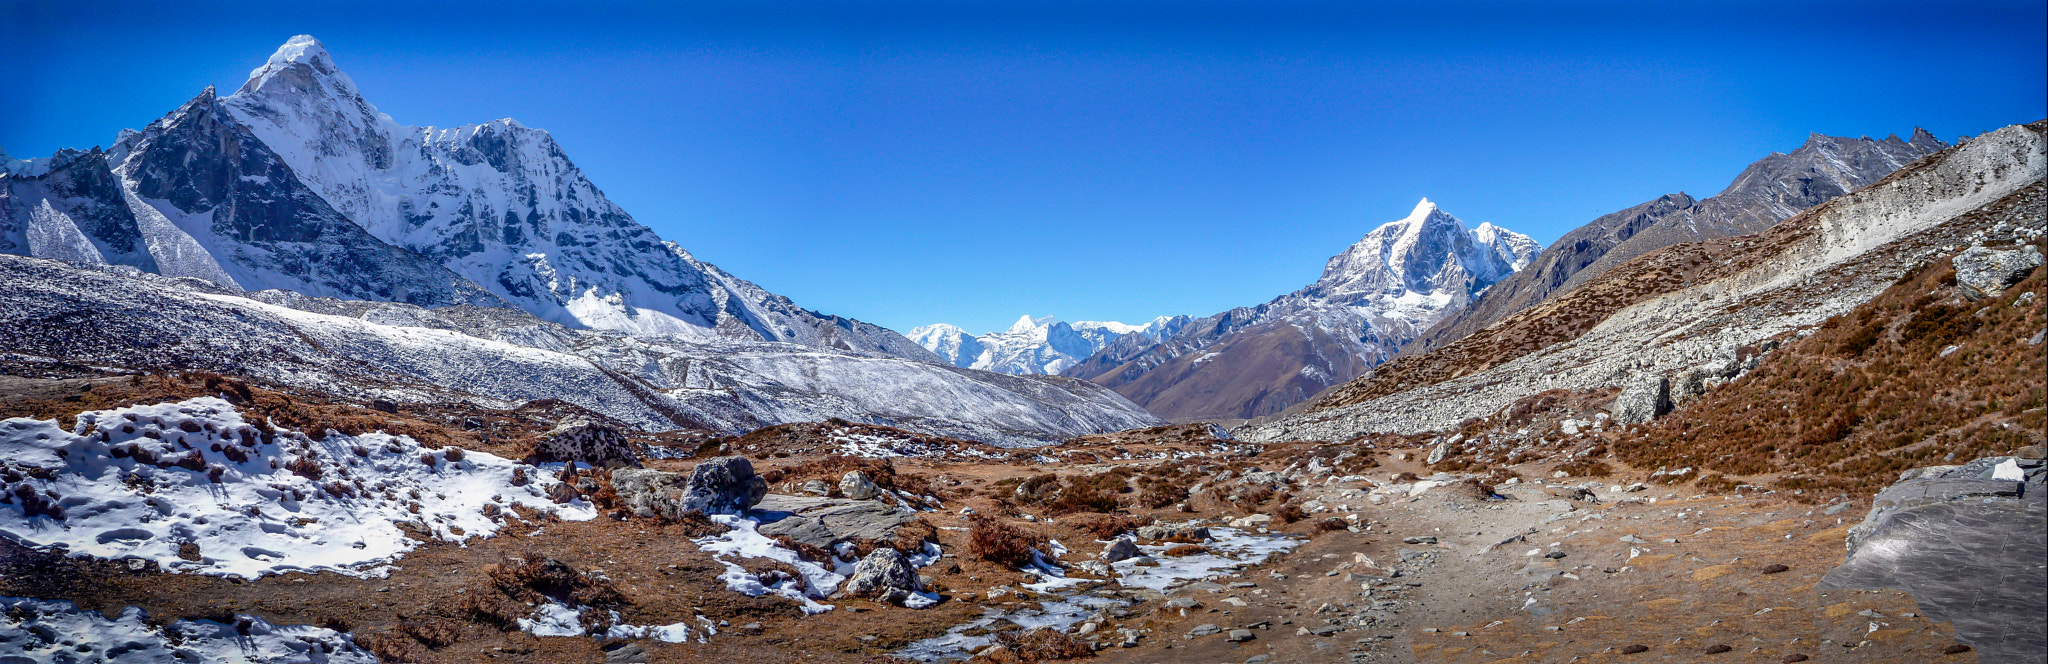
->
<box><xmin>0</xmin><ymin>397</ymin><xmax>594</xmax><ymax>580</ymax></box>
<box><xmin>0</xmin><ymin>596</ymin><xmax>375</xmax><ymax>664</ymax></box>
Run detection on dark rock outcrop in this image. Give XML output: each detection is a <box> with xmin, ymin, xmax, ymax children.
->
<box><xmin>1820</xmin><ymin>454</ymin><xmax>2046</xmax><ymax>663</ymax></box>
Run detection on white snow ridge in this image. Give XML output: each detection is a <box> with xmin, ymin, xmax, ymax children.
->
<box><xmin>0</xmin><ymin>397</ymin><xmax>594</xmax><ymax>580</ymax></box>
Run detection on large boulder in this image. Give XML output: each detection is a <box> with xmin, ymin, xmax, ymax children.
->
<box><xmin>1953</xmin><ymin>244</ymin><xmax>2045</xmax><ymax>301</ymax></box>
<box><xmin>1612</xmin><ymin>374</ymin><xmax>1671</xmax><ymax>425</ymax></box>
<box><xmin>610</xmin><ymin>456</ymin><xmax>766</xmax><ymax>518</ymax></box>
<box><xmin>842</xmin><ymin>547</ymin><xmax>931</xmax><ymax>608</ymax></box>
<box><xmin>1099</xmin><ymin>537</ymin><xmax>1140</xmax><ymax>562</ymax></box>
<box><xmin>1135</xmin><ymin>521</ymin><xmax>1211</xmax><ymax>542</ymax></box>
<box><xmin>839</xmin><ymin>470</ymin><xmax>881</xmax><ymax>500</ymax></box>
<box><xmin>526</xmin><ymin>419</ymin><xmax>639</xmax><ymax>468</ymax></box>
<box><xmin>754</xmin><ymin>495</ymin><xmax>920</xmax><ymax>550</ymax></box>
<box><xmin>1820</xmin><ymin>454</ymin><xmax>2046</xmax><ymax>662</ymax></box>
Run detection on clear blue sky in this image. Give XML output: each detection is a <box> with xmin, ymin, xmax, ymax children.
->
<box><xmin>6</xmin><ymin>1</ymin><xmax>2043</xmax><ymax>335</ymax></box>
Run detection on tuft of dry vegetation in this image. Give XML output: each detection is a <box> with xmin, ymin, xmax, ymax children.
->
<box><xmin>968</xmin><ymin>515</ymin><xmax>1045</xmax><ymax>568</ymax></box>
<box><xmin>990</xmin><ymin>628</ymin><xmax>1095</xmax><ymax>662</ymax></box>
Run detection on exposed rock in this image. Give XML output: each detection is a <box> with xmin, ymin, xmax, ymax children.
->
<box><xmin>1613</xmin><ymin>374</ymin><xmax>1672</xmax><ymax>425</ymax></box>
<box><xmin>1226</xmin><ymin>628</ymin><xmax>1255</xmax><ymax>642</ymax></box>
<box><xmin>1238</xmin><ymin>469</ymin><xmax>1289</xmax><ymax>487</ymax></box>
<box><xmin>842</xmin><ymin>548</ymin><xmax>928</xmax><ymax>607</ymax></box>
<box><xmin>1100</xmin><ymin>538</ymin><xmax>1140</xmax><ymax>562</ymax></box>
<box><xmin>1953</xmin><ymin>244</ymin><xmax>2045</xmax><ymax>300</ymax></box>
<box><xmin>1820</xmin><ymin>455</ymin><xmax>2046</xmax><ymax>662</ymax></box>
<box><xmin>1136</xmin><ymin>521</ymin><xmax>1212</xmax><ymax>542</ymax></box>
<box><xmin>801</xmin><ymin>479</ymin><xmax>832</xmax><ymax>496</ymax></box>
<box><xmin>526</xmin><ymin>419</ymin><xmax>639</xmax><ymax>468</ymax></box>
<box><xmin>839</xmin><ymin>470</ymin><xmax>881</xmax><ymax>500</ymax></box>
<box><xmin>754</xmin><ymin>495</ymin><xmax>920</xmax><ymax>550</ymax></box>
<box><xmin>1186</xmin><ymin>623</ymin><xmax>1222</xmax><ymax>638</ymax></box>
<box><xmin>610</xmin><ymin>456</ymin><xmax>765</xmax><ymax>519</ymax></box>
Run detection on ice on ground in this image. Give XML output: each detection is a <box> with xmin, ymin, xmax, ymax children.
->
<box><xmin>517</xmin><ymin>600</ymin><xmax>716</xmax><ymax>643</ymax></box>
<box><xmin>694</xmin><ymin>514</ymin><xmax>847</xmax><ymax>614</ymax></box>
<box><xmin>0</xmin><ymin>595</ymin><xmax>375</xmax><ymax>663</ymax></box>
<box><xmin>0</xmin><ymin>397</ymin><xmax>594</xmax><ymax>579</ymax></box>
<box><xmin>1114</xmin><ymin>527</ymin><xmax>1301</xmax><ymax>591</ymax></box>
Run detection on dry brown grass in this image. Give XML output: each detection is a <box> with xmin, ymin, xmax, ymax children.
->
<box><xmin>967</xmin><ymin>516</ymin><xmax>1045</xmax><ymax>568</ymax></box>
<box><xmin>1070</xmin><ymin>513</ymin><xmax>1155</xmax><ymax>540</ymax></box>
<box><xmin>1615</xmin><ymin>243</ymin><xmax>2045</xmax><ymax>498</ymax></box>
<box><xmin>990</xmin><ymin>628</ymin><xmax>1095</xmax><ymax>661</ymax></box>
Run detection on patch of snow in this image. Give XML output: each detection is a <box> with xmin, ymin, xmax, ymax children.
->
<box><xmin>0</xmin><ymin>397</ymin><xmax>592</xmax><ymax>580</ymax></box>
<box><xmin>692</xmin><ymin>514</ymin><xmax>846</xmax><ymax>614</ymax></box>
<box><xmin>0</xmin><ymin>595</ymin><xmax>375</xmax><ymax>663</ymax></box>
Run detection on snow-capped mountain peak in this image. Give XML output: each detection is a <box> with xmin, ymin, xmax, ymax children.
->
<box><xmin>214</xmin><ymin>35</ymin><xmax>935</xmax><ymax>360</ymax></box>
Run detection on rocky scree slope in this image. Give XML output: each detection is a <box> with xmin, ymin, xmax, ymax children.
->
<box><xmin>0</xmin><ymin>255</ymin><xmax>1163</xmax><ymax>446</ymax></box>
<box><xmin>1243</xmin><ymin>120</ymin><xmax>2045</xmax><ymax>443</ymax></box>
<box><xmin>1064</xmin><ymin>199</ymin><xmax>1539</xmax><ymax>422</ymax></box>
<box><xmin>909</xmin><ymin>315</ymin><xmax>1188</xmax><ymax>375</ymax></box>
<box><xmin>1411</xmin><ymin>130</ymin><xmax>1948</xmax><ymax>355</ymax></box>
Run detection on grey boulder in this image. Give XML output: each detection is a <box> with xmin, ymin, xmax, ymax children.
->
<box><xmin>840</xmin><ymin>470</ymin><xmax>882</xmax><ymax>500</ymax></box>
<box><xmin>1953</xmin><ymin>244</ymin><xmax>2044</xmax><ymax>301</ymax></box>
<box><xmin>1820</xmin><ymin>455</ymin><xmax>2046</xmax><ymax>663</ymax></box>
<box><xmin>842</xmin><ymin>547</ymin><xmax>927</xmax><ymax>607</ymax></box>
<box><xmin>610</xmin><ymin>455</ymin><xmax>766</xmax><ymax>518</ymax></box>
<box><xmin>526</xmin><ymin>418</ymin><xmax>639</xmax><ymax>468</ymax></box>
<box><xmin>755</xmin><ymin>495</ymin><xmax>920</xmax><ymax>550</ymax></box>
<box><xmin>1100</xmin><ymin>537</ymin><xmax>1140</xmax><ymax>562</ymax></box>
<box><xmin>1613</xmin><ymin>374</ymin><xmax>1672</xmax><ymax>424</ymax></box>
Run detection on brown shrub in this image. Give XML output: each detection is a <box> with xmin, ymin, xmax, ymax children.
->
<box><xmin>457</xmin><ymin>591</ymin><xmax>527</xmax><ymax>631</ymax></box>
<box><xmin>967</xmin><ymin>516</ymin><xmax>1043</xmax><ymax>568</ymax></box>
<box><xmin>484</xmin><ymin>555</ymin><xmax>625</xmax><ymax>608</ymax></box>
<box><xmin>1162</xmin><ymin>544</ymin><xmax>1208</xmax><ymax>557</ymax></box>
<box><xmin>357</xmin><ymin>633</ymin><xmax>427</xmax><ymax>663</ymax></box>
<box><xmin>395</xmin><ymin>617</ymin><xmax>461</xmax><ymax>649</ymax></box>
<box><xmin>1312</xmin><ymin>517</ymin><xmax>1349</xmax><ymax>534</ymax></box>
<box><xmin>993</xmin><ymin>628</ymin><xmax>1095</xmax><ymax>662</ymax></box>
<box><xmin>1272</xmin><ymin>503</ymin><xmax>1307</xmax><ymax>523</ymax></box>
<box><xmin>1071</xmin><ymin>513</ymin><xmax>1155</xmax><ymax>540</ymax></box>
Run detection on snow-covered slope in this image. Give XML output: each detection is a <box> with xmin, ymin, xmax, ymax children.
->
<box><xmin>0</xmin><ymin>255</ymin><xmax>1163</xmax><ymax>446</ymax></box>
<box><xmin>216</xmin><ymin>35</ymin><xmax>934</xmax><ymax>360</ymax></box>
<box><xmin>0</xmin><ymin>148</ymin><xmax>158</xmax><ymax>273</ymax></box>
<box><xmin>910</xmin><ymin>315</ymin><xmax>1188</xmax><ymax>375</ymax></box>
<box><xmin>1063</xmin><ymin>200</ymin><xmax>1540</xmax><ymax>420</ymax></box>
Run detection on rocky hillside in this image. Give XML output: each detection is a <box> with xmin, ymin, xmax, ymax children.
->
<box><xmin>0</xmin><ymin>256</ymin><xmax>1163</xmax><ymax>446</ymax></box>
<box><xmin>1243</xmin><ymin>120</ymin><xmax>2044</xmax><ymax>443</ymax></box>
<box><xmin>1409</xmin><ymin>130</ymin><xmax>1948</xmax><ymax>355</ymax></box>
<box><xmin>1064</xmin><ymin>199</ymin><xmax>1539</xmax><ymax>422</ymax></box>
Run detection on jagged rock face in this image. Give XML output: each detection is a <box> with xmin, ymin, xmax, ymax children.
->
<box><xmin>217</xmin><ymin>36</ymin><xmax>934</xmax><ymax>360</ymax></box>
<box><xmin>1064</xmin><ymin>199</ymin><xmax>1540</xmax><ymax>420</ymax></box>
<box><xmin>911</xmin><ymin>315</ymin><xmax>1189</xmax><ymax>375</ymax></box>
<box><xmin>1820</xmin><ymin>454</ymin><xmax>2046</xmax><ymax>662</ymax></box>
<box><xmin>0</xmin><ymin>148</ymin><xmax>157</xmax><ymax>272</ymax></box>
<box><xmin>1413</xmin><ymin>130</ymin><xmax>1948</xmax><ymax>355</ymax></box>
<box><xmin>99</xmin><ymin>87</ymin><xmax>502</xmax><ymax>306</ymax></box>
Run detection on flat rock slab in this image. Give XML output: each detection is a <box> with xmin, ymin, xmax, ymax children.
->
<box><xmin>1822</xmin><ymin>457</ymin><xmax>2047</xmax><ymax>664</ymax></box>
<box><xmin>754</xmin><ymin>494</ymin><xmax>918</xmax><ymax>549</ymax></box>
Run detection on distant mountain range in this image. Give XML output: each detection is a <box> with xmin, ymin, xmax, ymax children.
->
<box><xmin>910</xmin><ymin>315</ymin><xmax>1188</xmax><ymax>375</ymax></box>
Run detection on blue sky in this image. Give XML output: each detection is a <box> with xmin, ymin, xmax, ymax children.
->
<box><xmin>6</xmin><ymin>1</ymin><xmax>2043</xmax><ymax>335</ymax></box>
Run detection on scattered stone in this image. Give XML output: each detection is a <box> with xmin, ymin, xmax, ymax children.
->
<box><xmin>801</xmin><ymin>479</ymin><xmax>832</xmax><ymax>496</ymax></box>
<box><xmin>839</xmin><ymin>470</ymin><xmax>881</xmax><ymax>501</ymax></box>
<box><xmin>1137</xmin><ymin>521</ymin><xmax>1212</xmax><ymax>542</ymax></box>
<box><xmin>1402</xmin><ymin>536</ymin><xmax>1438</xmax><ymax>544</ymax></box>
<box><xmin>1101</xmin><ymin>537</ymin><xmax>1140</xmax><ymax>562</ymax></box>
<box><xmin>1781</xmin><ymin>654</ymin><xmax>1809</xmax><ymax>663</ymax></box>
<box><xmin>527</xmin><ymin>419</ymin><xmax>640</xmax><ymax>467</ymax></box>
<box><xmin>1226</xmin><ymin>629</ymin><xmax>1255</xmax><ymax>642</ymax></box>
<box><xmin>1761</xmin><ymin>564</ymin><xmax>1790</xmax><ymax>574</ymax></box>
<box><xmin>1704</xmin><ymin>644</ymin><xmax>1732</xmax><ymax>654</ymax></box>
<box><xmin>843</xmin><ymin>548</ymin><xmax>927</xmax><ymax>607</ymax></box>
<box><xmin>1230</xmin><ymin>514</ymin><xmax>1273</xmax><ymax>529</ymax></box>
<box><xmin>604</xmin><ymin>643</ymin><xmax>648</xmax><ymax>664</ymax></box>
<box><xmin>1545</xmin><ymin>550</ymin><xmax>1567</xmax><ymax>560</ymax></box>
<box><xmin>1621</xmin><ymin>644</ymin><xmax>1649</xmax><ymax>654</ymax></box>
<box><xmin>1943</xmin><ymin>644</ymin><xmax>1973</xmax><ymax>654</ymax></box>
<box><xmin>1187</xmin><ymin>623</ymin><xmax>1222</xmax><ymax>639</ymax></box>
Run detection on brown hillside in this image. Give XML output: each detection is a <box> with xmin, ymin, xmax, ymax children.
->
<box><xmin>1614</xmin><ymin>239</ymin><xmax>2045</xmax><ymax>497</ymax></box>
